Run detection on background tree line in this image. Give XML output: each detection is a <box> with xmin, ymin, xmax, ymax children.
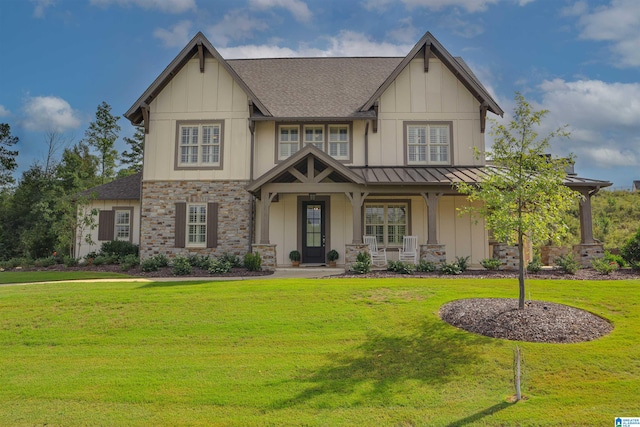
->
<box><xmin>0</xmin><ymin>102</ymin><xmax>143</xmax><ymax>260</ymax></box>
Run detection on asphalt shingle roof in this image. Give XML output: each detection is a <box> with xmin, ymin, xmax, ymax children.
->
<box><xmin>78</xmin><ymin>172</ymin><xmax>141</xmax><ymax>200</ymax></box>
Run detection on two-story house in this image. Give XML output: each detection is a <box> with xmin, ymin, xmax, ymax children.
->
<box><xmin>77</xmin><ymin>31</ymin><xmax>610</xmax><ymax>269</ymax></box>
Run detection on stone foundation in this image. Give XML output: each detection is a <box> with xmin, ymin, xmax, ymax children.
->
<box><xmin>540</xmin><ymin>246</ymin><xmax>570</xmax><ymax>266</ymax></box>
<box><xmin>140</xmin><ymin>180</ymin><xmax>251</xmax><ymax>260</ymax></box>
<box><xmin>420</xmin><ymin>244</ymin><xmax>446</xmax><ymax>265</ymax></box>
<box><xmin>345</xmin><ymin>243</ymin><xmax>369</xmax><ymax>272</ymax></box>
<box><xmin>252</xmin><ymin>244</ymin><xmax>276</xmax><ymax>271</ymax></box>
<box><xmin>492</xmin><ymin>243</ymin><xmax>519</xmax><ymax>271</ymax></box>
<box><xmin>573</xmin><ymin>243</ymin><xmax>605</xmax><ymax>267</ymax></box>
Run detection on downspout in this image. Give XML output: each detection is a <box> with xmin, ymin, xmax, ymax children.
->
<box><xmin>248</xmin><ymin>109</ymin><xmax>256</xmax><ymax>253</ymax></box>
<box><xmin>364</xmin><ymin>121</ymin><xmax>369</xmax><ymax>167</ymax></box>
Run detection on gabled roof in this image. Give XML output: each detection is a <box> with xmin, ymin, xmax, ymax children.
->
<box><xmin>125</xmin><ymin>31</ymin><xmax>502</xmax><ymax>123</ymax></box>
<box><xmin>78</xmin><ymin>172</ymin><xmax>142</xmax><ymax>200</ymax></box>
<box><xmin>246</xmin><ymin>145</ymin><xmax>364</xmax><ymax>194</ymax></box>
<box><xmin>125</xmin><ymin>32</ymin><xmax>270</xmax><ymax>126</ymax></box>
<box><xmin>361</xmin><ymin>32</ymin><xmax>503</xmax><ymax>117</ymax></box>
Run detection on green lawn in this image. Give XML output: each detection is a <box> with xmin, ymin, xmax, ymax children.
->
<box><xmin>0</xmin><ymin>277</ymin><xmax>637</xmax><ymax>426</ymax></box>
<box><xmin>0</xmin><ymin>271</ymin><xmax>134</xmax><ymax>285</ymax></box>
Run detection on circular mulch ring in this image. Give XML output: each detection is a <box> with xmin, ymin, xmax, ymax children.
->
<box><xmin>440</xmin><ymin>298</ymin><xmax>613</xmax><ymax>343</ymax></box>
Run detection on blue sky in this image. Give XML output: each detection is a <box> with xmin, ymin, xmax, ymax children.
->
<box><xmin>1</xmin><ymin>0</ymin><xmax>638</xmax><ymax>188</ymax></box>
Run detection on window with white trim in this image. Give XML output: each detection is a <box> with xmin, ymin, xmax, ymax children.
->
<box><xmin>187</xmin><ymin>204</ymin><xmax>207</xmax><ymax>247</ymax></box>
<box><xmin>328</xmin><ymin>125</ymin><xmax>349</xmax><ymax>160</ymax></box>
<box><xmin>364</xmin><ymin>203</ymin><xmax>408</xmax><ymax>246</ymax></box>
<box><xmin>303</xmin><ymin>125</ymin><xmax>324</xmax><ymax>150</ymax></box>
<box><xmin>177</xmin><ymin>122</ymin><xmax>222</xmax><ymax>167</ymax></box>
<box><xmin>279</xmin><ymin>125</ymin><xmax>300</xmax><ymax>159</ymax></box>
<box><xmin>114</xmin><ymin>210</ymin><xmax>131</xmax><ymax>241</ymax></box>
<box><xmin>406</xmin><ymin>123</ymin><xmax>451</xmax><ymax>165</ymax></box>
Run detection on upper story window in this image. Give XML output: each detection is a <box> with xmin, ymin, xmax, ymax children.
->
<box><xmin>328</xmin><ymin>125</ymin><xmax>349</xmax><ymax>160</ymax></box>
<box><xmin>175</xmin><ymin>120</ymin><xmax>224</xmax><ymax>169</ymax></box>
<box><xmin>304</xmin><ymin>125</ymin><xmax>324</xmax><ymax>150</ymax></box>
<box><xmin>405</xmin><ymin>122</ymin><xmax>452</xmax><ymax>165</ymax></box>
<box><xmin>277</xmin><ymin>123</ymin><xmax>351</xmax><ymax>162</ymax></box>
<box><xmin>279</xmin><ymin>125</ymin><xmax>300</xmax><ymax>159</ymax></box>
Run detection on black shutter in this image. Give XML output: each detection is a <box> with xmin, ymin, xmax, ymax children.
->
<box><xmin>207</xmin><ymin>202</ymin><xmax>218</xmax><ymax>248</ymax></box>
<box><xmin>175</xmin><ymin>202</ymin><xmax>186</xmax><ymax>248</ymax></box>
<box><xmin>98</xmin><ymin>210</ymin><xmax>115</xmax><ymax>241</ymax></box>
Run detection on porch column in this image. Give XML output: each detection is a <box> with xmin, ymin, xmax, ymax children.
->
<box><xmin>578</xmin><ymin>190</ymin><xmax>594</xmax><ymax>244</ymax></box>
<box><xmin>259</xmin><ymin>192</ymin><xmax>278</xmax><ymax>244</ymax></box>
<box><xmin>421</xmin><ymin>192</ymin><xmax>441</xmax><ymax>244</ymax></box>
<box><xmin>345</xmin><ymin>191</ymin><xmax>368</xmax><ymax>243</ymax></box>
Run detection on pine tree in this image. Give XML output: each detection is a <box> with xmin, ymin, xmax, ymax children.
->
<box><xmin>84</xmin><ymin>102</ymin><xmax>120</xmax><ymax>184</ymax></box>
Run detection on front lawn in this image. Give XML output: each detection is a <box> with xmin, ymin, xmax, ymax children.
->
<box><xmin>0</xmin><ymin>271</ymin><xmax>134</xmax><ymax>285</ymax></box>
<box><xmin>0</xmin><ymin>277</ymin><xmax>637</xmax><ymax>426</ymax></box>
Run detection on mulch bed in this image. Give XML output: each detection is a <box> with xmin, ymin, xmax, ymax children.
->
<box><xmin>336</xmin><ymin>268</ymin><xmax>640</xmax><ymax>280</ymax></box>
<box><xmin>439</xmin><ymin>298</ymin><xmax>614</xmax><ymax>343</ymax></box>
<box><xmin>20</xmin><ymin>264</ymin><xmax>274</xmax><ymax>278</ymax></box>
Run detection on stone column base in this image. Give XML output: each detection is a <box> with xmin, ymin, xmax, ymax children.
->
<box><xmin>573</xmin><ymin>243</ymin><xmax>604</xmax><ymax>267</ymax></box>
<box><xmin>252</xmin><ymin>244</ymin><xmax>277</xmax><ymax>271</ymax></box>
<box><xmin>420</xmin><ymin>244</ymin><xmax>446</xmax><ymax>265</ymax></box>
<box><xmin>492</xmin><ymin>243</ymin><xmax>519</xmax><ymax>271</ymax></box>
<box><xmin>540</xmin><ymin>246</ymin><xmax>570</xmax><ymax>266</ymax></box>
<box><xmin>345</xmin><ymin>243</ymin><xmax>369</xmax><ymax>272</ymax></box>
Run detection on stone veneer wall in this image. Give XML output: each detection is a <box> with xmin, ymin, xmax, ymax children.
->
<box><xmin>252</xmin><ymin>244</ymin><xmax>276</xmax><ymax>271</ymax></box>
<box><xmin>540</xmin><ymin>246</ymin><xmax>570</xmax><ymax>266</ymax></box>
<box><xmin>492</xmin><ymin>243</ymin><xmax>519</xmax><ymax>271</ymax></box>
<box><xmin>573</xmin><ymin>243</ymin><xmax>605</xmax><ymax>267</ymax></box>
<box><xmin>140</xmin><ymin>180</ymin><xmax>251</xmax><ymax>260</ymax></box>
<box><xmin>420</xmin><ymin>244</ymin><xmax>446</xmax><ymax>265</ymax></box>
<box><xmin>344</xmin><ymin>243</ymin><xmax>369</xmax><ymax>271</ymax></box>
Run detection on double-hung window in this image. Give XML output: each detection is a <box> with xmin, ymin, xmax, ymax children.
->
<box><xmin>406</xmin><ymin>122</ymin><xmax>451</xmax><ymax>165</ymax></box>
<box><xmin>364</xmin><ymin>202</ymin><xmax>408</xmax><ymax>246</ymax></box>
<box><xmin>303</xmin><ymin>125</ymin><xmax>324</xmax><ymax>150</ymax></box>
<box><xmin>279</xmin><ymin>125</ymin><xmax>300</xmax><ymax>159</ymax></box>
<box><xmin>176</xmin><ymin>121</ymin><xmax>223</xmax><ymax>168</ymax></box>
<box><xmin>187</xmin><ymin>204</ymin><xmax>207</xmax><ymax>247</ymax></box>
<box><xmin>115</xmin><ymin>210</ymin><xmax>131</xmax><ymax>241</ymax></box>
<box><xmin>328</xmin><ymin>125</ymin><xmax>349</xmax><ymax>160</ymax></box>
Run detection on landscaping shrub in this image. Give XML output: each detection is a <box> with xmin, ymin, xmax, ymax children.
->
<box><xmin>480</xmin><ymin>258</ymin><xmax>502</xmax><ymax>270</ymax></box>
<box><xmin>63</xmin><ymin>256</ymin><xmax>78</xmax><ymax>267</ymax></box>
<box><xmin>351</xmin><ymin>251</ymin><xmax>371</xmax><ymax>274</ymax></box>
<box><xmin>621</xmin><ymin>228</ymin><xmax>640</xmax><ymax>264</ymax></box>
<box><xmin>34</xmin><ymin>256</ymin><xmax>57</xmax><ymax>268</ymax></box>
<box><xmin>243</xmin><ymin>252</ymin><xmax>262</xmax><ymax>271</ymax></box>
<box><xmin>556</xmin><ymin>253</ymin><xmax>579</xmax><ymax>274</ymax></box>
<box><xmin>219</xmin><ymin>252</ymin><xmax>242</xmax><ymax>268</ymax></box>
<box><xmin>591</xmin><ymin>257</ymin><xmax>618</xmax><ymax>275</ymax></box>
<box><xmin>455</xmin><ymin>256</ymin><xmax>470</xmax><ymax>272</ymax></box>
<box><xmin>120</xmin><ymin>254</ymin><xmax>140</xmax><ymax>271</ymax></box>
<box><xmin>152</xmin><ymin>254</ymin><xmax>170</xmax><ymax>268</ymax></box>
<box><xmin>209</xmin><ymin>259</ymin><xmax>232</xmax><ymax>274</ymax></box>
<box><xmin>141</xmin><ymin>258</ymin><xmax>159</xmax><ymax>272</ymax></box>
<box><xmin>440</xmin><ymin>261</ymin><xmax>462</xmax><ymax>275</ymax></box>
<box><xmin>416</xmin><ymin>260</ymin><xmax>437</xmax><ymax>272</ymax></box>
<box><xmin>100</xmin><ymin>240</ymin><xmax>139</xmax><ymax>261</ymax></box>
<box><xmin>387</xmin><ymin>260</ymin><xmax>414</xmax><ymax>274</ymax></box>
<box><xmin>527</xmin><ymin>254</ymin><xmax>543</xmax><ymax>273</ymax></box>
<box><xmin>603</xmin><ymin>251</ymin><xmax>627</xmax><ymax>268</ymax></box>
<box><xmin>92</xmin><ymin>255</ymin><xmax>115</xmax><ymax>266</ymax></box>
<box><xmin>171</xmin><ymin>256</ymin><xmax>192</xmax><ymax>276</ymax></box>
<box><xmin>631</xmin><ymin>261</ymin><xmax>640</xmax><ymax>271</ymax></box>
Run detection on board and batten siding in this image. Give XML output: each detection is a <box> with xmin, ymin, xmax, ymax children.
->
<box><xmin>143</xmin><ymin>55</ymin><xmax>252</xmax><ymax>182</ymax></box>
<box><xmin>369</xmin><ymin>57</ymin><xmax>485</xmax><ymax>167</ymax></box>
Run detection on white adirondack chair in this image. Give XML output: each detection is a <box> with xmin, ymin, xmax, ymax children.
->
<box><xmin>398</xmin><ymin>235</ymin><xmax>418</xmax><ymax>264</ymax></box>
<box><xmin>363</xmin><ymin>235</ymin><xmax>387</xmax><ymax>267</ymax></box>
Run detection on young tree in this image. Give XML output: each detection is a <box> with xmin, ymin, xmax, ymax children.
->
<box><xmin>457</xmin><ymin>93</ymin><xmax>581</xmax><ymax>309</ymax></box>
<box><xmin>120</xmin><ymin>126</ymin><xmax>144</xmax><ymax>174</ymax></box>
<box><xmin>84</xmin><ymin>102</ymin><xmax>120</xmax><ymax>184</ymax></box>
<box><xmin>0</xmin><ymin>123</ymin><xmax>19</xmax><ymax>187</ymax></box>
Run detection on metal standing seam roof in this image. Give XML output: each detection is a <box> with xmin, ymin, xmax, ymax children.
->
<box><xmin>78</xmin><ymin>172</ymin><xmax>142</xmax><ymax>200</ymax></box>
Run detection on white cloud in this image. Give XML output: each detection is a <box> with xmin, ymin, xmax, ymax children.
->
<box><xmin>22</xmin><ymin>96</ymin><xmax>82</xmax><ymax>132</ymax></box>
<box><xmin>31</xmin><ymin>0</ymin><xmax>55</xmax><ymax>18</ymax></box>
<box><xmin>206</xmin><ymin>10</ymin><xmax>269</xmax><ymax>47</ymax></box>
<box><xmin>0</xmin><ymin>105</ymin><xmax>9</xmax><ymax>117</ymax></box>
<box><xmin>219</xmin><ymin>30</ymin><xmax>412</xmax><ymax>59</ymax></box>
<box><xmin>399</xmin><ymin>0</ymin><xmax>500</xmax><ymax>13</ymax></box>
<box><xmin>90</xmin><ymin>0</ymin><xmax>196</xmax><ymax>14</ymax></box>
<box><xmin>576</xmin><ymin>0</ymin><xmax>640</xmax><ymax>67</ymax></box>
<box><xmin>249</xmin><ymin>0</ymin><xmax>312</xmax><ymax>22</ymax></box>
<box><xmin>153</xmin><ymin>20</ymin><xmax>193</xmax><ymax>48</ymax></box>
<box><xmin>560</xmin><ymin>1</ymin><xmax>588</xmax><ymax>17</ymax></box>
<box><xmin>534</xmin><ymin>78</ymin><xmax>640</xmax><ymax>168</ymax></box>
